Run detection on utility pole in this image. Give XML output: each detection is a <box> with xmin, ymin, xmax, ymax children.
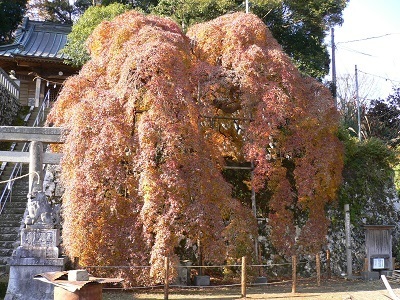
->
<box><xmin>246</xmin><ymin>0</ymin><xmax>249</xmax><ymax>13</ymax></box>
<box><xmin>331</xmin><ymin>28</ymin><xmax>337</xmax><ymax>108</ymax></box>
<box><xmin>355</xmin><ymin>65</ymin><xmax>361</xmax><ymax>141</ymax></box>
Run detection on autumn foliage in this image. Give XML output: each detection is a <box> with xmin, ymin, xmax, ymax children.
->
<box><xmin>48</xmin><ymin>11</ymin><xmax>343</xmax><ymax>284</ymax></box>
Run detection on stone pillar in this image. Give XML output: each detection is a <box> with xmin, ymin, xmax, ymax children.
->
<box><xmin>29</xmin><ymin>141</ymin><xmax>44</xmax><ymax>194</ymax></box>
<box><xmin>345</xmin><ymin>204</ymin><xmax>352</xmax><ymax>278</ymax></box>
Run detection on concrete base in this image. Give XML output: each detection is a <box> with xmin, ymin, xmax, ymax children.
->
<box><xmin>361</xmin><ymin>271</ymin><xmax>380</xmax><ymax>280</ymax></box>
<box><xmin>380</xmin><ymin>270</ymin><xmax>393</xmax><ymax>277</ymax></box>
<box><xmin>254</xmin><ymin>276</ymin><xmax>268</xmax><ymax>284</ymax></box>
<box><xmin>5</xmin><ymin>257</ymin><xmax>66</xmax><ymax>300</ymax></box>
<box><xmin>194</xmin><ymin>275</ymin><xmax>210</xmax><ymax>286</ymax></box>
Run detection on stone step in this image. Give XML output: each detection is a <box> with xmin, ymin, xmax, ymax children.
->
<box><xmin>0</xmin><ymin>185</ymin><xmax>29</xmax><ymax>195</ymax></box>
<box><xmin>0</xmin><ymin>255</ymin><xmax>11</xmax><ymax>265</ymax></box>
<box><xmin>0</xmin><ymin>227</ymin><xmax>19</xmax><ymax>234</ymax></box>
<box><xmin>1</xmin><ymin>203</ymin><xmax>26</xmax><ymax>211</ymax></box>
<box><xmin>2</xmin><ymin>202</ymin><xmax>27</xmax><ymax>210</ymax></box>
<box><xmin>0</xmin><ymin>241</ymin><xmax>16</xmax><ymax>249</ymax></box>
<box><xmin>0</xmin><ymin>233</ymin><xmax>19</xmax><ymax>242</ymax></box>
<box><xmin>6</xmin><ymin>187</ymin><xmax>29</xmax><ymax>196</ymax></box>
<box><xmin>0</xmin><ymin>213</ymin><xmax>25</xmax><ymax>222</ymax></box>
<box><xmin>5</xmin><ymin>205</ymin><xmax>27</xmax><ymax>212</ymax></box>
<box><xmin>0</xmin><ymin>220</ymin><xmax>23</xmax><ymax>228</ymax></box>
<box><xmin>0</xmin><ymin>247</ymin><xmax>14</xmax><ymax>256</ymax></box>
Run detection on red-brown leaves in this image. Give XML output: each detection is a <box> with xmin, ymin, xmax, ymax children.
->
<box><xmin>188</xmin><ymin>12</ymin><xmax>343</xmax><ymax>256</ymax></box>
<box><xmin>48</xmin><ymin>11</ymin><xmax>258</xmax><ymax>285</ymax></box>
<box><xmin>47</xmin><ymin>11</ymin><xmax>343</xmax><ymax>283</ymax></box>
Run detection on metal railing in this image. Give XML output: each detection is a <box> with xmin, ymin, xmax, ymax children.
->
<box><xmin>0</xmin><ymin>90</ymin><xmax>51</xmax><ymax>213</ymax></box>
<box><xmin>0</xmin><ymin>68</ymin><xmax>19</xmax><ymax>100</ymax></box>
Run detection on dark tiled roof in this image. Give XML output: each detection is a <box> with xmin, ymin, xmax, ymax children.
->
<box><xmin>0</xmin><ymin>18</ymin><xmax>71</xmax><ymax>61</ymax></box>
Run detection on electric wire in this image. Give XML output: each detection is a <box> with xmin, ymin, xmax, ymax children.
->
<box><xmin>357</xmin><ymin>69</ymin><xmax>400</xmax><ymax>85</ymax></box>
<box><xmin>336</xmin><ymin>45</ymin><xmax>375</xmax><ymax>57</ymax></box>
<box><xmin>337</xmin><ymin>33</ymin><xmax>400</xmax><ymax>44</ymax></box>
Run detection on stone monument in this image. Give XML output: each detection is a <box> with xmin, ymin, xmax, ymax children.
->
<box><xmin>5</xmin><ymin>141</ymin><xmax>66</xmax><ymax>300</ymax></box>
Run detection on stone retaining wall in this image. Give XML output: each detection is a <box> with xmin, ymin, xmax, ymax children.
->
<box><xmin>0</xmin><ymin>84</ymin><xmax>19</xmax><ymax>126</ymax></box>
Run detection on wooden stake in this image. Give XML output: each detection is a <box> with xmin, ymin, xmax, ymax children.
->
<box><xmin>164</xmin><ymin>256</ymin><xmax>169</xmax><ymax>300</ymax></box>
<box><xmin>326</xmin><ymin>249</ymin><xmax>331</xmax><ymax>279</ymax></box>
<box><xmin>241</xmin><ymin>256</ymin><xmax>247</xmax><ymax>298</ymax></box>
<box><xmin>292</xmin><ymin>255</ymin><xmax>297</xmax><ymax>294</ymax></box>
<box><xmin>316</xmin><ymin>253</ymin><xmax>321</xmax><ymax>286</ymax></box>
<box><xmin>73</xmin><ymin>257</ymin><xmax>79</xmax><ymax>269</ymax></box>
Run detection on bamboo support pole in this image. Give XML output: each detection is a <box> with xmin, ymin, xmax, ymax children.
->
<box><xmin>164</xmin><ymin>256</ymin><xmax>169</xmax><ymax>300</ymax></box>
<box><xmin>241</xmin><ymin>256</ymin><xmax>247</xmax><ymax>298</ymax></box>
<box><xmin>292</xmin><ymin>255</ymin><xmax>297</xmax><ymax>294</ymax></box>
<box><xmin>316</xmin><ymin>253</ymin><xmax>321</xmax><ymax>286</ymax></box>
<box><xmin>326</xmin><ymin>249</ymin><xmax>331</xmax><ymax>279</ymax></box>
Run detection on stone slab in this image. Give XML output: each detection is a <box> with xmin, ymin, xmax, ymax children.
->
<box><xmin>381</xmin><ymin>270</ymin><xmax>393</xmax><ymax>277</ymax></box>
<box><xmin>13</xmin><ymin>228</ymin><xmax>60</xmax><ymax>259</ymax></box>
<box><xmin>194</xmin><ymin>275</ymin><xmax>210</xmax><ymax>286</ymax></box>
<box><xmin>362</xmin><ymin>271</ymin><xmax>380</xmax><ymax>280</ymax></box>
<box><xmin>21</xmin><ymin>228</ymin><xmax>60</xmax><ymax>248</ymax></box>
<box><xmin>0</xmin><ymin>151</ymin><xmax>62</xmax><ymax>164</ymax></box>
<box><xmin>13</xmin><ymin>246</ymin><xmax>59</xmax><ymax>259</ymax></box>
<box><xmin>68</xmin><ymin>269</ymin><xmax>90</xmax><ymax>281</ymax></box>
<box><xmin>0</xmin><ymin>126</ymin><xmax>64</xmax><ymax>143</ymax></box>
<box><xmin>254</xmin><ymin>276</ymin><xmax>268</xmax><ymax>284</ymax></box>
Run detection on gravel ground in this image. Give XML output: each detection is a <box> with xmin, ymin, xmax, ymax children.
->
<box><xmin>103</xmin><ymin>278</ymin><xmax>400</xmax><ymax>300</ymax></box>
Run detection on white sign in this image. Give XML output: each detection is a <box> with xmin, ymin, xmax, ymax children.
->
<box><xmin>373</xmin><ymin>258</ymin><xmax>385</xmax><ymax>269</ymax></box>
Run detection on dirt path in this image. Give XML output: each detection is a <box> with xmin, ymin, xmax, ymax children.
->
<box><xmin>104</xmin><ymin>278</ymin><xmax>400</xmax><ymax>300</ymax></box>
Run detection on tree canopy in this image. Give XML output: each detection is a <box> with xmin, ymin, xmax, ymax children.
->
<box><xmin>61</xmin><ymin>3</ymin><xmax>130</xmax><ymax>67</ymax></box>
<box><xmin>58</xmin><ymin>0</ymin><xmax>348</xmax><ymax>77</ymax></box>
<box><xmin>366</xmin><ymin>88</ymin><xmax>400</xmax><ymax>147</ymax></box>
<box><xmin>0</xmin><ymin>0</ymin><xmax>27</xmax><ymax>44</ymax></box>
<box><xmin>48</xmin><ymin>11</ymin><xmax>343</xmax><ymax>284</ymax></box>
<box><xmin>27</xmin><ymin>0</ymin><xmax>91</xmax><ymax>24</ymax></box>
<box><xmin>154</xmin><ymin>0</ymin><xmax>349</xmax><ymax>79</ymax></box>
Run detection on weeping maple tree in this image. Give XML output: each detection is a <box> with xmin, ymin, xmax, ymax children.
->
<box><xmin>48</xmin><ymin>10</ymin><xmax>343</xmax><ymax>284</ymax></box>
<box><xmin>187</xmin><ymin>13</ymin><xmax>344</xmax><ymax>256</ymax></box>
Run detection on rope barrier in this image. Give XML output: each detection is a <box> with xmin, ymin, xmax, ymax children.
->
<box><xmin>85</xmin><ymin>261</ymin><xmax>306</xmax><ymax>269</ymax></box>
<box><xmin>0</xmin><ymin>171</ymin><xmax>40</xmax><ymax>185</ymax></box>
<box><xmin>102</xmin><ymin>280</ymin><xmax>294</xmax><ymax>291</ymax></box>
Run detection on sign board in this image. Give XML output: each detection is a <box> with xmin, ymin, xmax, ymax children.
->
<box><xmin>373</xmin><ymin>258</ymin><xmax>385</xmax><ymax>269</ymax></box>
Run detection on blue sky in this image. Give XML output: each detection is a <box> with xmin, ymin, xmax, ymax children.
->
<box><xmin>328</xmin><ymin>0</ymin><xmax>400</xmax><ymax>100</ymax></box>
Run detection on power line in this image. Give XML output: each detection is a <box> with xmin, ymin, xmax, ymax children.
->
<box><xmin>357</xmin><ymin>69</ymin><xmax>400</xmax><ymax>85</ymax></box>
<box><xmin>337</xmin><ymin>33</ymin><xmax>400</xmax><ymax>44</ymax></box>
<box><xmin>336</xmin><ymin>45</ymin><xmax>375</xmax><ymax>57</ymax></box>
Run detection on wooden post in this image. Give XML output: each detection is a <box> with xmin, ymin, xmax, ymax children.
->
<box><xmin>326</xmin><ymin>249</ymin><xmax>331</xmax><ymax>279</ymax></box>
<box><xmin>241</xmin><ymin>256</ymin><xmax>246</xmax><ymax>298</ymax></box>
<box><xmin>164</xmin><ymin>256</ymin><xmax>169</xmax><ymax>300</ymax></box>
<box><xmin>73</xmin><ymin>257</ymin><xmax>80</xmax><ymax>269</ymax></box>
<box><xmin>34</xmin><ymin>77</ymin><xmax>41</xmax><ymax>107</ymax></box>
<box><xmin>198</xmin><ymin>239</ymin><xmax>203</xmax><ymax>276</ymax></box>
<box><xmin>316</xmin><ymin>253</ymin><xmax>321</xmax><ymax>286</ymax></box>
<box><xmin>292</xmin><ymin>255</ymin><xmax>297</xmax><ymax>294</ymax></box>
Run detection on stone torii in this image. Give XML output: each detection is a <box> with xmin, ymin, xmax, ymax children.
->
<box><xmin>0</xmin><ymin>126</ymin><xmax>63</xmax><ymax>194</ymax></box>
<box><xmin>0</xmin><ymin>125</ymin><xmax>66</xmax><ymax>300</ymax></box>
